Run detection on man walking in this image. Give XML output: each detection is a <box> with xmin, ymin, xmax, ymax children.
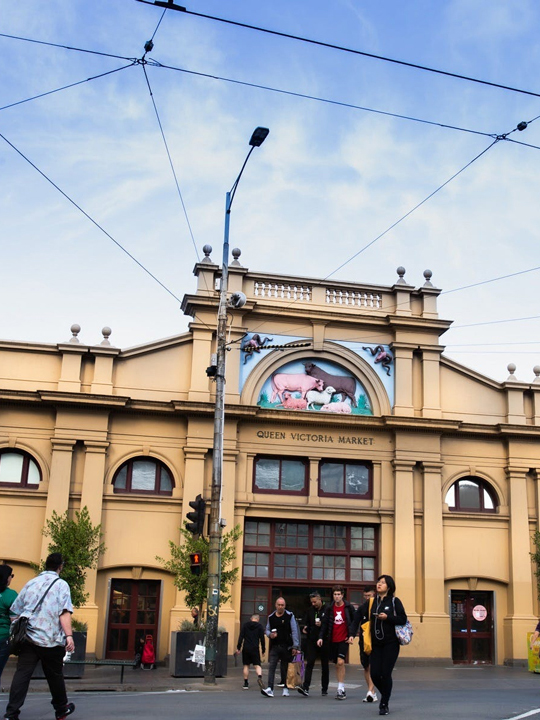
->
<box><xmin>297</xmin><ymin>591</ymin><xmax>329</xmax><ymax>697</ymax></box>
<box><xmin>317</xmin><ymin>585</ymin><xmax>354</xmax><ymax>700</ymax></box>
<box><xmin>261</xmin><ymin>597</ymin><xmax>300</xmax><ymax>698</ymax></box>
<box><xmin>236</xmin><ymin>613</ymin><xmax>266</xmax><ymax>690</ymax></box>
<box><xmin>3</xmin><ymin>553</ymin><xmax>75</xmax><ymax>720</ymax></box>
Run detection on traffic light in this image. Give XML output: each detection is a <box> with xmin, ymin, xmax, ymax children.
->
<box><xmin>189</xmin><ymin>552</ymin><xmax>202</xmax><ymax>576</ymax></box>
<box><xmin>186</xmin><ymin>494</ymin><xmax>206</xmax><ymax>536</ymax></box>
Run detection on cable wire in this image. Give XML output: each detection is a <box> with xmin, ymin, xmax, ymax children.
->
<box><xmin>153</xmin><ymin>60</ymin><xmax>494</xmax><ymax>139</ymax></box>
<box><xmin>0</xmin><ymin>32</ymin><xmax>136</xmax><ymax>62</ymax></box>
<box><xmin>0</xmin><ymin>63</ymin><xmax>137</xmax><ymax>112</ymax></box>
<box><xmin>141</xmin><ymin>64</ymin><xmax>200</xmax><ymax>261</ymax></box>
<box><xmin>140</xmin><ymin>3</ymin><xmax>540</xmax><ymax>100</ymax></box>
<box><xmin>0</xmin><ymin>131</ymin><xmax>182</xmax><ymax>304</ymax></box>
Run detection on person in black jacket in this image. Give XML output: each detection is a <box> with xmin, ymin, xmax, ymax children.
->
<box><xmin>236</xmin><ymin>614</ymin><xmax>266</xmax><ymax>690</ymax></box>
<box><xmin>317</xmin><ymin>585</ymin><xmax>355</xmax><ymax>701</ymax></box>
<box><xmin>261</xmin><ymin>598</ymin><xmax>300</xmax><ymax>698</ymax></box>
<box><xmin>297</xmin><ymin>591</ymin><xmax>329</xmax><ymax>697</ymax></box>
<box><xmin>349</xmin><ymin>574</ymin><xmax>407</xmax><ymax>716</ymax></box>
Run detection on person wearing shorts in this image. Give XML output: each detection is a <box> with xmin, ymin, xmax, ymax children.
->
<box><xmin>317</xmin><ymin>585</ymin><xmax>354</xmax><ymax>701</ymax></box>
<box><xmin>236</xmin><ymin>613</ymin><xmax>266</xmax><ymax>690</ymax></box>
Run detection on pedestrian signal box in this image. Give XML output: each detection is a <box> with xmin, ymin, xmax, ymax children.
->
<box><xmin>189</xmin><ymin>552</ymin><xmax>202</xmax><ymax>576</ymax></box>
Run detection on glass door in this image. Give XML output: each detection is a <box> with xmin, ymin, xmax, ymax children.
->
<box><xmin>106</xmin><ymin>579</ymin><xmax>161</xmax><ymax>659</ymax></box>
<box><xmin>451</xmin><ymin>590</ymin><xmax>493</xmax><ymax>664</ymax></box>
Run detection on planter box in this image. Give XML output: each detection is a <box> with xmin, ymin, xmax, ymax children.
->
<box><xmin>32</xmin><ymin>631</ymin><xmax>87</xmax><ymax>680</ymax></box>
<box><xmin>169</xmin><ymin>631</ymin><xmax>228</xmax><ymax>677</ymax></box>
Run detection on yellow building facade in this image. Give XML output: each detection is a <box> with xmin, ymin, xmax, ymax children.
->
<box><xmin>1</xmin><ymin>252</ymin><xmax>540</xmax><ymax>666</ymax></box>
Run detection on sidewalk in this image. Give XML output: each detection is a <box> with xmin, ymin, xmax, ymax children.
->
<box><xmin>0</xmin><ymin>658</ymin><xmax>246</xmax><ymax>694</ymax></box>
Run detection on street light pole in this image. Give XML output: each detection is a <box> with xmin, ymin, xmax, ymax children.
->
<box><xmin>204</xmin><ymin>127</ymin><xmax>269</xmax><ymax>684</ymax></box>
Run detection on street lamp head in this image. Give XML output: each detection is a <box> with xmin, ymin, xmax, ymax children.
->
<box><xmin>249</xmin><ymin>127</ymin><xmax>269</xmax><ymax>147</ymax></box>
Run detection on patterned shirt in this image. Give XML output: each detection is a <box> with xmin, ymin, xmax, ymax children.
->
<box><xmin>10</xmin><ymin>571</ymin><xmax>73</xmax><ymax>648</ymax></box>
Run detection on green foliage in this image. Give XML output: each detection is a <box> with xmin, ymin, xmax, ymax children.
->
<box><xmin>157</xmin><ymin>523</ymin><xmax>242</xmax><ymax>613</ymax></box>
<box><xmin>37</xmin><ymin>506</ymin><xmax>106</xmax><ymax>608</ymax></box>
<box><xmin>531</xmin><ymin>530</ymin><xmax>540</xmax><ymax>600</ymax></box>
<box><xmin>71</xmin><ymin>618</ymin><xmax>88</xmax><ymax>632</ymax></box>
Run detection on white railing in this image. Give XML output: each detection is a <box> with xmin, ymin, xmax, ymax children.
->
<box><xmin>254</xmin><ymin>282</ymin><xmax>312</xmax><ymax>301</ymax></box>
<box><xmin>325</xmin><ymin>288</ymin><xmax>382</xmax><ymax>308</ymax></box>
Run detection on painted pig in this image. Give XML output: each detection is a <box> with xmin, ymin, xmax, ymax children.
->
<box><xmin>270</xmin><ymin>373</ymin><xmax>323</xmax><ymax>403</ymax></box>
<box><xmin>320</xmin><ymin>401</ymin><xmax>352</xmax><ymax>414</ymax></box>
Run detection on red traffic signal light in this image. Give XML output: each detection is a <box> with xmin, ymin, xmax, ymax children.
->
<box><xmin>189</xmin><ymin>552</ymin><xmax>202</xmax><ymax>576</ymax></box>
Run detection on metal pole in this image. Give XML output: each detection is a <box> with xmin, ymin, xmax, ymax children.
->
<box><xmin>204</xmin><ymin>191</ymin><xmax>231</xmax><ymax>684</ymax></box>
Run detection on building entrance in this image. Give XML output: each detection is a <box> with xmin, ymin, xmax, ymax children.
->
<box><xmin>105</xmin><ymin>579</ymin><xmax>161</xmax><ymax>659</ymax></box>
<box><xmin>451</xmin><ymin>590</ymin><xmax>494</xmax><ymax>664</ymax></box>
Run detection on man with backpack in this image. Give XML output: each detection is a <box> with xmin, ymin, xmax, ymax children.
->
<box><xmin>3</xmin><ymin>553</ymin><xmax>75</xmax><ymax>720</ymax></box>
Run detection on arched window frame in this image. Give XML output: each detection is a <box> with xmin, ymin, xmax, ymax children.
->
<box><xmin>112</xmin><ymin>457</ymin><xmax>174</xmax><ymax>496</ymax></box>
<box><xmin>0</xmin><ymin>449</ymin><xmax>42</xmax><ymax>489</ymax></box>
<box><xmin>445</xmin><ymin>476</ymin><xmax>497</xmax><ymax>513</ymax></box>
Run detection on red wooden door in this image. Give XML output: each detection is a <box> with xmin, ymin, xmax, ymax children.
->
<box><xmin>106</xmin><ymin>579</ymin><xmax>160</xmax><ymax>660</ymax></box>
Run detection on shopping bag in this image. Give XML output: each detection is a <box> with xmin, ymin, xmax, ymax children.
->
<box><xmin>360</xmin><ymin>597</ymin><xmax>374</xmax><ymax>655</ymax></box>
<box><xmin>286</xmin><ymin>653</ymin><xmax>304</xmax><ymax>689</ymax></box>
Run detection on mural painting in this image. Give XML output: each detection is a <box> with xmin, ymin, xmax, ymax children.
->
<box><xmin>257</xmin><ymin>358</ymin><xmax>372</xmax><ymax>415</ymax></box>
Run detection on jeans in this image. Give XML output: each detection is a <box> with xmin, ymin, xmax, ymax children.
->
<box><xmin>0</xmin><ymin>637</ymin><xmax>10</xmax><ymax>683</ymax></box>
<box><xmin>369</xmin><ymin>641</ymin><xmax>400</xmax><ymax>706</ymax></box>
<box><xmin>303</xmin><ymin>640</ymin><xmax>329</xmax><ymax>692</ymax></box>
<box><xmin>267</xmin><ymin>644</ymin><xmax>291</xmax><ymax>690</ymax></box>
<box><xmin>4</xmin><ymin>640</ymin><xmax>68</xmax><ymax>719</ymax></box>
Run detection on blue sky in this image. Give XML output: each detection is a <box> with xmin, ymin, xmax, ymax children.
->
<box><xmin>1</xmin><ymin>0</ymin><xmax>540</xmax><ymax>382</ymax></box>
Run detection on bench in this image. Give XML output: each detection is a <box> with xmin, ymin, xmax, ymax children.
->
<box><xmin>65</xmin><ymin>659</ymin><xmax>137</xmax><ymax>684</ymax></box>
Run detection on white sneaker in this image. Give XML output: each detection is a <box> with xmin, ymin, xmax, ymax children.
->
<box><xmin>282</xmin><ymin>688</ymin><xmax>289</xmax><ymax>697</ymax></box>
<box><xmin>261</xmin><ymin>687</ymin><xmax>274</xmax><ymax>698</ymax></box>
<box><xmin>363</xmin><ymin>690</ymin><xmax>378</xmax><ymax>703</ymax></box>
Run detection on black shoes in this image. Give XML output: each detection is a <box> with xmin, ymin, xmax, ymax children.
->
<box><xmin>297</xmin><ymin>685</ymin><xmax>309</xmax><ymax>696</ymax></box>
<box><xmin>379</xmin><ymin>703</ymin><xmax>389</xmax><ymax>715</ymax></box>
<box><xmin>56</xmin><ymin>703</ymin><xmax>76</xmax><ymax>720</ymax></box>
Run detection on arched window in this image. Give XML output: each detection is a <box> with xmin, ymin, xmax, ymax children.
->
<box><xmin>112</xmin><ymin>457</ymin><xmax>174</xmax><ymax>496</ymax></box>
<box><xmin>445</xmin><ymin>477</ymin><xmax>497</xmax><ymax>513</ymax></box>
<box><xmin>0</xmin><ymin>449</ymin><xmax>41</xmax><ymax>489</ymax></box>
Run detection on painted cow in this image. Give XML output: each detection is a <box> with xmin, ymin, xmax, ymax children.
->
<box><xmin>278</xmin><ymin>392</ymin><xmax>308</xmax><ymax>410</ymax></box>
<box><xmin>270</xmin><ymin>373</ymin><xmax>323</xmax><ymax>403</ymax></box>
<box><xmin>304</xmin><ymin>362</ymin><xmax>357</xmax><ymax>407</ymax></box>
<box><xmin>320</xmin><ymin>401</ymin><xmax>352</xmax><ymax>414</ymax></box>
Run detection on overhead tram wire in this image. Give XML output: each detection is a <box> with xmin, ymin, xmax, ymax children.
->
<box><xmin>0</xmin><ymin>64</ymin><xmax>137</xmax><ymax>112</ymax></box>
<box><xmin>149</xmin><ymin>61</ymin><xmax>494</xmax><ymax>140</ymax></box>
<box><xmin>136</xmin><ymin>1</ymin><xmax>540</xmax><ymax>101</ymax></box>
<box><xmin>0</xmin><ymin>131</ymin><xmax>182</xmax><ymax>305</ymax></box>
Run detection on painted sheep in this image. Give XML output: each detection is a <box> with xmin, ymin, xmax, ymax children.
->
<box><xmin>306</xmin><ymin>386</ymin><xmax>336</xmax><ymax>410</ymax></box>
<box><xmin>304</xmin><ymin>362</ymin><xmax>357</xmax><ymax>407</ymax></box>
<box><xmin>270</xmin><ymin>373</ymin><xmax>323</xmax><ymax>403</ymax></box>
<box><xmin>320</xmin><ymin>401</ymin><xmax>352</xmax><ymax>414</ymax></box>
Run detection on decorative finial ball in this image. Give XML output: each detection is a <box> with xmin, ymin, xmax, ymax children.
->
<box><xmin>232</xmin><ymin>248</ymin><xmax>241</xmax><ymax>260</ymax></box>
<box><xmin>202</xmin><ymin>244</ymin><xmax>212</xmax><ymax>258</ymax></box>
<box><xmin>397</xmin><ymin>266</ymin><xmax>406</xmax><ymax>278</ymax></box>
<box><xmin>70</xmin><ymin>324</ymin><xmax>81</xmax><ymax>336</ymax></box>
<box><xmin>534</xmin><ymin>366</ymin><xmax>540</xmax><ymax>377</ymax></box>
<box><xmin>102</xmin><ymin>326</ymin><xmax>112</xmax><ymax>339</ymax></box>
<box><xmin>507</xmin><ymin>363</ymin><xmax>516</xmax><ymax>374</ymax></box>
<box><xmin>423</xmin><ymin>269</ymin><xmax>433</xmax><ymax>281</ymax></box>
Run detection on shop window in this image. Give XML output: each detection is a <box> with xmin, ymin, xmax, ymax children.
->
<box><xmin>0</xmin><ymin>450</ymin><xmax>41</xmax><ymax>489</ymax></box>
<box><xmin>112</xmin><ymin>457</ymin><xmax>174</xmax><ymax>496</ymax></box>
<box><xmin>253</xmin><ymin>456</ymin><xmax>308</xmax><ymax>495</ymax></box>
<box><xmin>319</xmin><ymin>461</ymin><xmax>371</xmax><ymax>498</ymax></box>
<box><xmin>445</xmin><ymin>477</ymin><xmax>497</xmax><ymax>513</ymax></box>
<box><xmin>243</xmin><ymin>552</ymin><xmax>270</xmax><ymax>578</ymax></box>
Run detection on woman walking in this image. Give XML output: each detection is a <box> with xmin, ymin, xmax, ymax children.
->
<box><xmin>349</xmin><ymin>574</ymin><xmax>407</xmax><ymax>716</ymax></box>
<box><xmin>0</xmin><ymin>565</ymin><xmax>17</xmax><ymax>685</ymax></box>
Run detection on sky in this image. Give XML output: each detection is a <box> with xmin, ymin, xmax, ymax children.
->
<box><xmin>1</xmin><ymin>0</ymin><xmax>540</xmax><ymax>383</ymax></box>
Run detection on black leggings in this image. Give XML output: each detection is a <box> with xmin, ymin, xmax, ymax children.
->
<box><xmin>369</xmin><ymin>642</ymin><xmax>400</xmax><ymax>706</ymax></box>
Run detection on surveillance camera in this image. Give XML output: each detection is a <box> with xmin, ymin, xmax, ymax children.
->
<box><xmin>228</xmin><ymin>292</ymin><xmax>247</xmax><ymax>309</ymax></box>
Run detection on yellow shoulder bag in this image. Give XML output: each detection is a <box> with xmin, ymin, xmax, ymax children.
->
<box><xmin>360</xmin><ymin>596</ymin><xmax>374</xmax><ymax>655</ymax></box>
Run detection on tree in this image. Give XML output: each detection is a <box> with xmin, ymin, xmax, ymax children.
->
<box><xmin>37</xmin><ymin>506</ymin><xmax>106</xmax><ymax>608</ymax></box>
<box><xmin>157</xmin><ymin>523</ymin><xmax>242</xmax><ymax>615</ymax></box>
